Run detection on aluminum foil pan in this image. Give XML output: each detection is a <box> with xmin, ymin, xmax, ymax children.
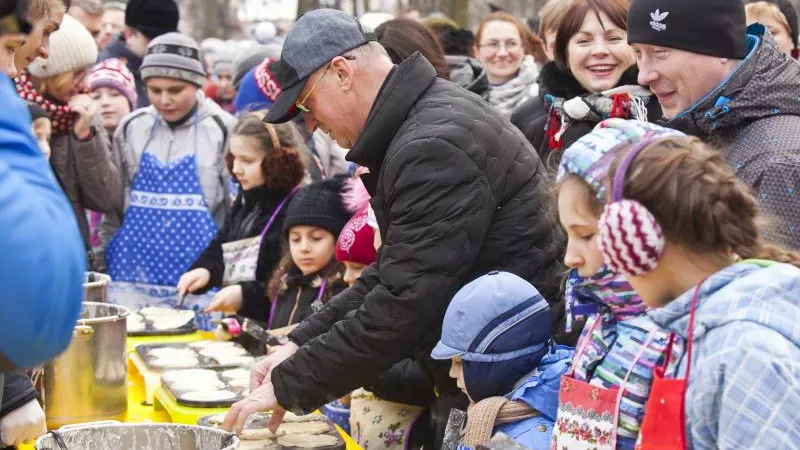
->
<box><xmin>35</xmin><ymin>422</ymin><xmax>240</xmax><ymax>450</ymax></box>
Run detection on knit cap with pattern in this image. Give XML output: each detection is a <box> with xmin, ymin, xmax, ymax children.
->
<box><xmin>88</xmin><ymin>58</ymin><xmax>138</xmax><ymax>109</ymax></box>
<box><xmin>141</xmin><ymin>32</ymin><xmax>206</xmax><ymax>87</ymax></box>
<box><xmin>283</xmin><ymin>178</ymin><xmax>351</xmax><ymax>238</ymax></box>
<box><xmin>28</xmin><ymin>15</ymin><xmax>98</xmax><ymax>79</ymax></box>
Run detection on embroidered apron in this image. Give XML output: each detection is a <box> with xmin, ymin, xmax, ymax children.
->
<box><xmin>635</xmin><ymin>282</ymin><xmax>703</xmax><ymax>450</ymax></box>
<box><xmin>221</xmin><ymin>188</ymin><xmax>296</xmax><ymax>286</ymax></box>
<box><xmin>105</xmin><ymin>112</ymin><xmax>220</xmax><ymax>329</ymax></box>
<box><xmin>350</xmin><ymin>388</ymin><xmax>423</xmax><ymax>450</ymax></box>
<box><xmin>551</xmin><ymin>317</ymin><xmax>654</xmax><ymax>450</ymax></box>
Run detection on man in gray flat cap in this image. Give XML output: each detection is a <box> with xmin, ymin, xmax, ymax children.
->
<box><xmin>224</xmin><ymin>9</ymin><xmax>565</xmax><ymax>448</ymax></box>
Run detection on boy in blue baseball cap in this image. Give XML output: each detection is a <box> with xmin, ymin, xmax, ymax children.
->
<box><xmin>431</xmin><ymin>271</ymin><xmax>573</xmax><ymax>450</ymax></box>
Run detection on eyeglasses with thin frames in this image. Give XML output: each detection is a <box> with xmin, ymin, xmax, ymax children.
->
<box><xmin>478</xmin><ymin>40</ymin><xmax>522</xmax><ymax>53</ymax></box>
<box><xmin>295</xmin><ymin>55</ymin><xmax>356</xmax><ymax>113</ymax></box>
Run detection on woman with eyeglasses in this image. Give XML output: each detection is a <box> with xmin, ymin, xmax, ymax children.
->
<box><xmin>473</xmin><ymin>12</ymin><xmax>542</xmax><ymax>118</ymax></box>
<box><xmin>511</xmin><ymin>0</ymin><xmax>663</xmax><ymax>174</ymax></box>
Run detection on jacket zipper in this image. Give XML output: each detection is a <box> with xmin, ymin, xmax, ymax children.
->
<box><xmin>287</xmin><ymin>287</ymin><xmax>303</xmax><ymax>325</ymax></box>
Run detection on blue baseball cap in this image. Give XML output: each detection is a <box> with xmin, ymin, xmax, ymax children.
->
<box><xmin>264</xmin><ymin>9</ymin><xmax>377</xmax><ymax>124</ymax></box>
<box><xmin>432</xmin><ymin>271</ymin><xmax>552</xmax><ymax>363</ymax></box>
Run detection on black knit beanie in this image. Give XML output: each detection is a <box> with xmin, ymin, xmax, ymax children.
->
<box><xmin>628</xmin><ymin>0</ymin><xmax>748</xmax><ymax>59</ymax></box>
<box><xmin>747</xmin><ymin>0</ymin><xmax>799</xmax><ymax>49</ymax></box>
<box><xmin>283</xmin><ymin>178</ymin><xmax>351</xmax><ymax>238</ymax></box>
<box><xmin>125</xmin><ymin>0</ymin><xmax>180</xmax><ymax>40</ymax></box>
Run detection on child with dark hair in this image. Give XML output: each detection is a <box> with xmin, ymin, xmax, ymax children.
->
<box><xmin>177</xmin><ymin>111</ymin><xmax>306</xmax><ymax>324</ymax></box>
<box><xmin>263</xmin><ymin>178</ymin><xmax>350</xmax><ymax>331</ymax></box>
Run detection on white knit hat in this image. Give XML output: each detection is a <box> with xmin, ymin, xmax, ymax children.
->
<box><xmin>29</xmin><ymin>15</ymin><xmax>98</xmax><ymax>79</ymax></box>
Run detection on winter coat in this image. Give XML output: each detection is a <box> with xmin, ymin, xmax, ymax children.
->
<box><xmin>457</xmin><ymin>346</ymin><xmax>574</xmax><ymax>450</ymax></box>
<box><xmin>272</xmin><ymin>53</ymin><xmax>564</xmax><ymax>416</ymax></box>
<box><xmin>647</xmin><ymin>261</ymin><xmax>800</xmax><ymax>450</ymax></box>
<box><xmin>101</xmin><ymin>93</ymin><xmax>236</xmax><ymax>243</ymax></box>
<box><xmin>662</xmin><ymin>27</ymin><xmax>800</xmax><ymax>250</ymax></box>
<box><xmin>49</xmin><ymin>118</ymin><xmax>121</xmax><ymax>249</ymax></box>
<box><xmin>511</xmin><ymin>63</ymin><xmax>662</xmax><ymax>173</ymax></box>
<box><xmin>268</xmin><ymin>267</ymin><xmax>347</xmax><ymax>330</ymax></box>
<box><xmin>446</xmin><ymin>56</ymin><xmax>488</xmax><ymax>97</ymax></box>
<box><xmin>97</xmin><ymin>35</ymin><xmax>148</xmax><ymax>108</ymax></box>
<box><xmin>189</xmin><ymin>185</ymin><xmax>292</xmax><ymax>320</ymax></box>
<box><xmin>0</xmin><ymin>75</ymin><xmax>85</xmax><ymax>369</ymax></box>
<box><xmin>0</xmin><ymin>372</ymin><xmax>36</xmax><ymax>419</ymax></box>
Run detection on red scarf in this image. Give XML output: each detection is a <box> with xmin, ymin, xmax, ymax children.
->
<box><xmin>15</xmin><ymin>71</ymin><xmax>77</xmax><ymax>134</ymax></box>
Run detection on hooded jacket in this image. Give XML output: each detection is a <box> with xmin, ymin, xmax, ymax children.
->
<box><xmin>0</xmin><ymin>74</ymin><xmax>85</xmax><ymax>369</ymax></box>
<box><xmin>272</xmin><ymin>54</ymin><xmax>564</xmax><ymax>416</ymax></box>
<box><xmin>98</xmin><ymin>35</ymin><xmax>149</xmax><ymax>108</ymax></box>
<box><xmin>511</xmin><ymin>63</ymin><xmax>662</xmax><ymax>173</ymax></box>
<box><xmin>101</xmin><ymin>93</ymin><xmax>236</xmax><ymax>243</ymax></box>
<box><xmin>648</xmin><ymin>261</ymin><xmax>800</xmax><ymax>450</ymax></box>
<box><xmin>189</xmin><ymin>185</ymin><xmax>293</xmax><ymax>320</ymax></box>
<box><xmin>458</xmin><ymin>347</ymin><xmax>573</xmax><ymax>450</ymax></box>
<box><xmin>663</xmin><ymin>26</ymin><xmax>800</xmax><ymax>250</ymax></box>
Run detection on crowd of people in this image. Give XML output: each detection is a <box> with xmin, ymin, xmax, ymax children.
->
<box><xmin>1</xmin><ymin>0</ymin><xmax>800</xmax><ymax>448</ymax></box>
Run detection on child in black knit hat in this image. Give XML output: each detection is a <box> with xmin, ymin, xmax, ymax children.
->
<box><xmin>265</xmin><ymin>177</ymin><xmax>350</xmax><ymax>334</ymax></box>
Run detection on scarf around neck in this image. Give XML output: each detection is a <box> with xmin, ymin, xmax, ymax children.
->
<box><xmin>485</xmin><ymin>55</ymin><xmax>539</xmax><ymax>118</ymax></box>
<box><xmin>565</xmin><ymin>267</ymin><xmax>647</xmax><ymax>380</ymax></box>
<box><xmin>15</xmin><ymin>71</ymin><xmax>77</xmax><ymax>134</ymax></box>
<box><xmin>545</xmin><ymin>85</ymin><xmax>652</xmax><ymax>150</ymax></box>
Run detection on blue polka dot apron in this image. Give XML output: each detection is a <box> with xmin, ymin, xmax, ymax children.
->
<box><xmin>105</xmin><ymin>112</ymin><xmax>221</xmax><ymax>330</ymax></box>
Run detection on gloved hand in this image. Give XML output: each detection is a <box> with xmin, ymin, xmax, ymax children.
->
<box><xmin>0</xmin><ymin>399</ymin><xmax>47</xmax><ymax>446</ymax></box>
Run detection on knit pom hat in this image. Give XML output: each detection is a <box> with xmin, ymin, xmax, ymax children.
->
<box><xmin>125</xmin><ymin>0</ymin><xmax>179</xmax><ymax>40</ymax></box>
<box><xmin>141</xmin><ymin>32</ymin><xmax>206</xmax><ymax>87</ymax></box>
<box><xmin>28</xmin><ymin>15</ymin><xmax>98</xmax><ymax>79</ymax></box>
<box><xmin>557</xmin><ymin>119</ymin><xmax>684</xmax><ymax>202</ymax></box>
<box><xmin>336</xmin><ymin>177</ymin><xmax>376</xmax><ymax>266</ymax></box>
<box><xmin>283</xmin><ymin>178</ymin><xmax>351</xmax><ymax>238</ymax></box>
<box><xmin>88</xmin><ymin>58</ymin><xmax>138</xmax><ymax>110</ymax></box>
<box><xmin>234</xmin><ymin>58</ymin><xmax>282</xmax><ymax>113</ymax></box>
<box><xmin>628</xmin><ymin>0</ymin><xmax>748</xmax><ymax>59</ymax></box>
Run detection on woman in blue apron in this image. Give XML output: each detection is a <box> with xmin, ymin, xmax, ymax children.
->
<box><xmin>105</xmin><ymin>32</ymin><xmax>236</xmax><ymax>325</ymax></box>
<box><xmin>177</xmin><ymin>111</ymin><xmax>306</xmax><ymax>323</ymax></box>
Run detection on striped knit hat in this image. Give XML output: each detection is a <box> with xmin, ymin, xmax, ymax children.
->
<box><xmin>88</xmin><ymin>58</ymin><xmax>138</xmax><ymax>110</ymax></box>
<box><xmin>598</xmin><ymin>133</ymin><xmax>666</xmax><ymax>277</ymax></box>
<box><xmin>141</xmin><ymin>32</ymin><xmax>206</xmax><ymax>87</ymax></box>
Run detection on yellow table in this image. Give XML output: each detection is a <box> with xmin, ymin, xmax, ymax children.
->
<box><xmin>26</xmin><ymin>336</ymin><xmax>362</xmax><ymax>450</ymax></box>
<box><xmin>126</xmin><ymin>331</ymin><xmax>215</xmax><ymax>353</ymax></box>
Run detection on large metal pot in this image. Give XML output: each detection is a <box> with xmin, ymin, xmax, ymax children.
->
<box><xmin>84</xmin><ymin>272</ymin><xmax>111</xmax><ymax>303</ymax></box>
<box><xmin>44</xmin><ymin>303</ymin><xmax>129</xmax><ymax>429</ymax></box>
<box><xmin>35</xmin><ymin>422</ymin><xmax>240</xmax><ymax>449</ymax></box>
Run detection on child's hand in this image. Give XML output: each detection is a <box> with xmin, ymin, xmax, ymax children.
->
<box><xmin>205</xmin><ymin>285</ymin><xmax>244</xmax><ymax>313</ymax></box>
<box><xmin>177</xmin><ymin>268</ymin><xmax>211</xmax><ymax>296</ymax></box>
<box><xmin>68</xmin><ymin>94</ymin><xmax>96</xmax><ymax>140</ymax></box>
